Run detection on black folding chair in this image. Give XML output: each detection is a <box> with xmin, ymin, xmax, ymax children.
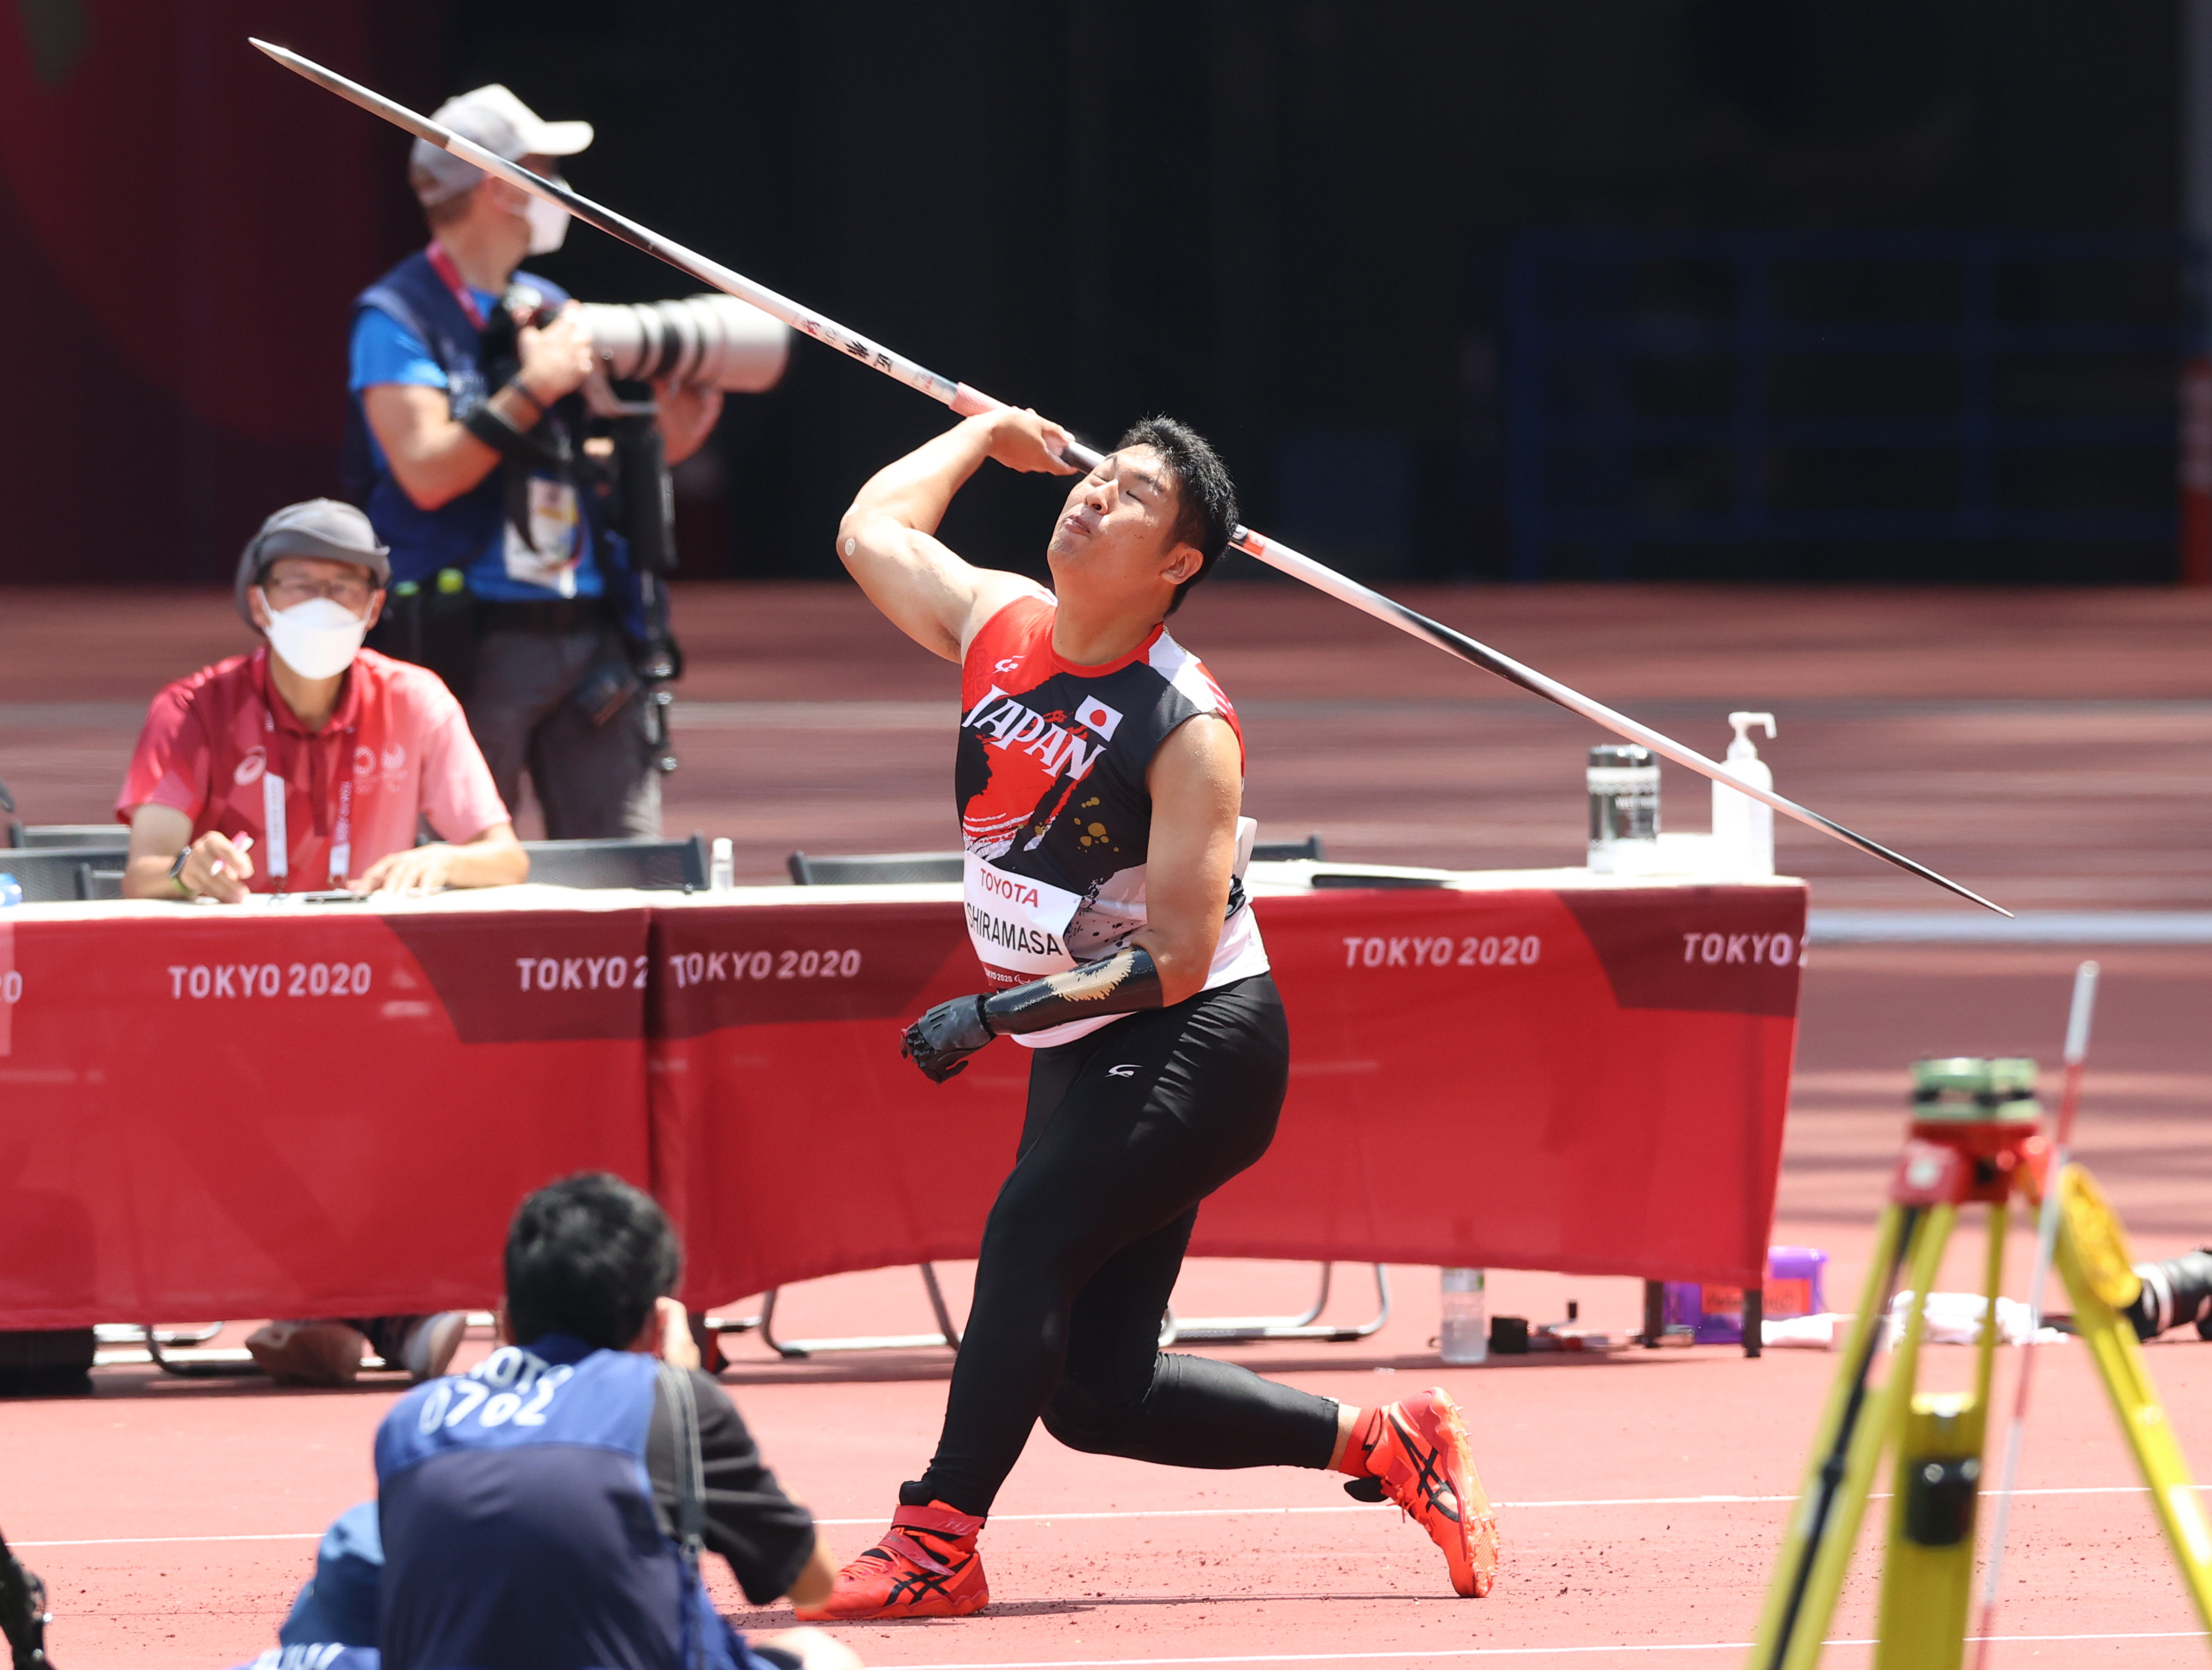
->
<box><xmin>785</xmin><ymin>850</ymin><xmax>962</xmax><ymax>886</ymax></box>
<box><xmin>17</xmin><ymin>825</ymin><xmax>129</xmax><ymax>850</ymax></box>
<box><xmin>783</xmin><ymin>837</ymin><xmax>1324</xmax><ymax>885</ymax></box>
<box><xmin>0</xmin><ymin>846</ymin><xmax>134</xmax><ymax>903</ymax></box>
<box><xmin>521</xmin><ymin>835</ymin><xmax>708</xmax><ymax>891</ymax></box>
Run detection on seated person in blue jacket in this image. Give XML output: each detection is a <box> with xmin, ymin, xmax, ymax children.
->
<box><xmin>255</xmin><ymin>1172</ymin><xmax>852</xmax><ymax>1670</ymax></box>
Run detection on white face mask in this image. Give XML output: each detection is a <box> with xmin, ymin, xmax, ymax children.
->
<box><xmin>523</xmin><ymin>191</ymin><xmax>570</xmax><ymax>254</ymax></box>
<box><xmin>260</xmin><ymin>592</ymin><xmax>369</xmax><ymax>681</ymax></box>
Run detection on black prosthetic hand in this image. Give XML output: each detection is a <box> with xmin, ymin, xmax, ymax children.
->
<box><xmin>900</xmin><ymin>948</ymin><xmax>1167</xmax><ymax>1084</ymax></box>
<box><xmin>901</xmin><ymin>994</ymin><xmax>995</xmax><ymax>1083</ymax></box>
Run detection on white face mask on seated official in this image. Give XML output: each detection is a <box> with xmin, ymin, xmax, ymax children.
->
<box><xmin>523</xmin><ymin>191</ymin><xmax>570</xmax><ymax>254</ymax></box>
<box><xmin>260</xmin><ymin>592</ymin><xmax>369</xmax><ymax>681</ymax></box>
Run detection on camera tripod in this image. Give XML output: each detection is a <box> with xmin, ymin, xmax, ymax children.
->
<box><xmin>1748</xmin><ymin>1057</ymin><xmax>2212</xmax><ymax>1670</ymax></box>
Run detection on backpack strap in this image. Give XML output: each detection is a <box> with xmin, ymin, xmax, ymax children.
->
<box><xmin>358</xmin><ymin>284</ymin><xmax>439</xmax><ymax>371</ymax></box>
<box><xmin>654</xmin><ymin>1359</ymin><xmax>707</xmax><ymax>1669</ymax></box>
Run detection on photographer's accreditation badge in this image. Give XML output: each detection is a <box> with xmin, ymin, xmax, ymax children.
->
<box><xmin>505</xmin><ymin>476</ymin><xmax>582</xmax><ymax>596</ymax></box>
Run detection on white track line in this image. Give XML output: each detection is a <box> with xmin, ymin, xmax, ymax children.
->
<box><xmin>868</xmin><ymin>1633</ymin><xmax>2208</xmax><ymax>1669</ymax></box>
<box><xmin>16</xmin><ymin>1532</ymin><xmax>324</xmax><ymax>1548</ymax></box>
<box><xmin>18</xmin><ymin>1482</ymin><xmax>2203</xmax><ymax>1548</ymax></box>
<box><xmin>824</xmin><ymin>1481</ymin><xmax>2202</xmax><ymax>1526</ymax></box>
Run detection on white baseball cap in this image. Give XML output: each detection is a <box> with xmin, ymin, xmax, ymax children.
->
<box><xmin>409</xmin><ymin>84</ymin><xmax>593</xmax><ymax>206</ymax></box>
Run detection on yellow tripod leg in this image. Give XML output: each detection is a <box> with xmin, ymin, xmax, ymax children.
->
<box><xmin>2053</xmin><ymin>1166</ymin><xmax>2212</xmax><ymax>1634</ymax></box>
<box><xmin>1872</xmin><ymin>1203</ymin><xmax>2007</xmax><ymax>1670</ymax></box>
<box><xmin>1750</xmin><ymin>1202</ymin><xmax>1954</xmax><ymax>1670</ymax></box>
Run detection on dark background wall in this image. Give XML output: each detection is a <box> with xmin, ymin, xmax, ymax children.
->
<box><xmin>0</xmin><ymin>1</ymin><xmax>2187</xmax><ymax>588</ymax></box>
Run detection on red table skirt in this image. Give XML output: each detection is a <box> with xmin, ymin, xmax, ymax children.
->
<box><xmin>0</xmin><ymin>879</ymin><xmax>1802</xmax><ymax>1329</ymax></box>
<box><xmin>648</xmin><ymin>882</ymin><xmax>1805</xmax><ymax>1305</ymax></box>
<box><xmin>0</xmin><ymin>906</ymin><xmax>652</xmax><ymax>1328</ymax></box>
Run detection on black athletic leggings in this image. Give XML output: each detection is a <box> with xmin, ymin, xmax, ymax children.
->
<box><xmin>908</xmin><ymin>972</ymin><xmax>1340</xmax><ymax>1517</ymax></box>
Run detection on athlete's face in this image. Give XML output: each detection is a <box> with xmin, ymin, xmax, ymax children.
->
<box><xmin>1046</xmin><ymin>446</ymin><xmax>1203</xmax><ymax>606</ymax></box>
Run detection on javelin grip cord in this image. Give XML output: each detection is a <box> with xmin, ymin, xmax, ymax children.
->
<box><xmin>251</xmin><ymin>36</ymin><xmax>2006</xmax><ymax>916</ymax></box>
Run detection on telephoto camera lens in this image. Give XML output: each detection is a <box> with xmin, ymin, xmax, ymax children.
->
<box><xmin>2122</xmin><ymin>1247</ymin><xmax>2212</xmax><ymax>1341</ymax></box>
<box><xmin>577</xmin><ymin>294</ymin><xmax>789</xmax><ymax>393</ymax></box>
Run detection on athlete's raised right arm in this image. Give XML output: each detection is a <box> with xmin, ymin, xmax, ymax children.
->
<box><xmin>836</xmin><ymin>408</ymin><xmax>1076</xmax><ymax>663</ymax></box>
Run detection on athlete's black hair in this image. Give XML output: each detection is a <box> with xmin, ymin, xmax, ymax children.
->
<box><xmin>1115</xmin><ymin>415</ymin><xmax>1238</xmax><ymax>615</ymax></box>
<box><xmin>504</xmin><ymin>1171</ymin><xmax>681</xmax><ymax>1350</ymax></box>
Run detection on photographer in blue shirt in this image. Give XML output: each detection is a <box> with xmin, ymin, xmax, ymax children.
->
<box><xmin>345</xmin><ymin>85</ymin><xmax>720</xmax><ymax>839</ymax></box>
<box><xmin>262</xmin><ymin>1174</ymin><xmax>852</xmax><ymax>1670</ymax></box>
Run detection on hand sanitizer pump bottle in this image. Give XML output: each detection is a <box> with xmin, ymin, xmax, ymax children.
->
<box><xmin>1710</xmin><ymin>712</ymin><xmax>1776</xmax><ymax>877</ymax></box>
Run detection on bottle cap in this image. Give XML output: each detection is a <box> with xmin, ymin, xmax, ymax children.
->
<box><xmin>1589</xmin><ymin>744</ymin><xmax>1655</xmax><ymax>768</ymax></box>
<box><xmin>1727</xmin><ymin>712</ymin><xmax>1776</xmax><ymax>755</ymax></box>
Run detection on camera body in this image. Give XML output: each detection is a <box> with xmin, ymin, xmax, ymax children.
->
<box><xmin>2126</xmin><ymin>1247</ymin><xmax>2212</xmax><ymax>1341</ymax></box>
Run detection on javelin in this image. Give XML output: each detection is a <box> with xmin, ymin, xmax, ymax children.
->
<box><xmin>1969</xmin><ymin>959</ymin><xmax>2100</xmax><ymax>1668</ymax></box>
<box><xmin>253</xmin><ymin>37</ymin><xmax>2007</xmax><ymax>915</ymax></box>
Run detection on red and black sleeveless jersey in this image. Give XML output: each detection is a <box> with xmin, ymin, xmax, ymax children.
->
<box><xmin>956</xmin><ymin>592</ymin><xmax>1267</xmax><ymax>1042</ymax></box>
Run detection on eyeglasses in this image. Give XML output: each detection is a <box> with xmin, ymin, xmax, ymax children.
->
<box><xmin>263</xmin><ymin>575</ymin><xmax>376</xmax><ymax>609</ymax></box>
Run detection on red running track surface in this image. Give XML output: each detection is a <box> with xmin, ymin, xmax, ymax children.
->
<box><xmin>6</xmin><ymin>947</ymin><xmax>2210</xmax><ymax>1668</ymax></box>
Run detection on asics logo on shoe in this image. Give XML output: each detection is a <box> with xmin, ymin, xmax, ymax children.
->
<box><xmin>1106</xmin><ymin>1063</ymin><xmax>1139</xmax><ymax>1078</ymax></box>
<box><xmin>1388</xmin><ymin>1407</ymin><xmax>1464</xmax><ymax>1525</ymax></box>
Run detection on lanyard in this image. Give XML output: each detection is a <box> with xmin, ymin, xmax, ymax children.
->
<box><xmin>425</xmin><ymin>241</ymin><xmax>488</xmax><ymax>331</ymax></box>
<box><xmin>255</xmin><ymin>684</ymin><xmax>357</xmax><ymax>890</ymax></box>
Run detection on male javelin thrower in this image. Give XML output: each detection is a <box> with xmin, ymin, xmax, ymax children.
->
<box><xmin>800</xmin><ymin>406</ymin><xmax>1500</xmax><ymax>1621</ymax></box>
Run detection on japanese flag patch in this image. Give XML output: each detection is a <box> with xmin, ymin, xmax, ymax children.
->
<box><xmin>1074</xmin><ymin>696</ymin><xmax>1123</xmax><ymax>739</ymax></box>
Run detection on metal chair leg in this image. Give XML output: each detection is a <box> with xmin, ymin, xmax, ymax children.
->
<box><xmin>97</xmin><ymin>1323</ymin><xmax>264</xmax><ymax>1376</ymax></box>
<box><xmin>754</xmin><ymin>1265</ymin><xmax>964</xmax><ymax>1360</ymax></box>
<box><xmin>1164</xmin><ymin>1262</ymin><xmax>1392</xmax><ymax>1344</ymax></box>
<box><xmin>93</xmin><ymin>1323</ymin><xmax>225</xmax><ymax>1347</ymax></box>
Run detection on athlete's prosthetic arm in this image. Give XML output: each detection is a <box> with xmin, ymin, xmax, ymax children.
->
<box><xmin>900</xmin><ymin>946</ymin><xmax>1166</xmax><ymax>1083</ymax></box>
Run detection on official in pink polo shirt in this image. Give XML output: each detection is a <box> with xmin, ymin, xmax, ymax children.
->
<box><xmin>119</xmin><ymin>499</ymin><xmax>528</xmax><ymax>903</ymax></box>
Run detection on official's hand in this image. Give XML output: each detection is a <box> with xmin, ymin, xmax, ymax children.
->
<box><xmin>901</xmin><ymin>994</ymin><xmax>996</xmax><ymax>1083</ymax></box>
<box><xmin>652</xmin><ymin>377</ymin><xmax>724</xmax><ymax>465</ymax></box>
<box><xmin>980</xmin><ymin>407</ymin><xmax>1078</xmax><ymax>476</ymax></box>
<box><xmin>517</xmin><ymin>300</ymin><xmax>596</xmax><ymax>404</ymax></box>
<box><xmin>178</xmin><ymin>831</ymin><xmax>254</xmax><ymax>904</ymax></box>
<box><xmin>354</xmin><ymin>845</ymin><xmax>455</xmax><ymax>897</ymax></box>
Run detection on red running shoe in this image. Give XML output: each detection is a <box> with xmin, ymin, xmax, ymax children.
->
<box><xmin>793</xmin><ymin>1501</ymin><xmax>988</xmax><ymax>1620</ymax></box>
<box><xmin>1354</xmin><ymin>1387</ymin><xmax>1500</xmax><ymax>1597</ymax></box>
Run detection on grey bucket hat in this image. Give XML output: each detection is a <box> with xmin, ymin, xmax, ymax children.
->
<box><xmin>234</xmin><ymin>499</ymin><xmax>391</xmax><ymax>627</ymax></box>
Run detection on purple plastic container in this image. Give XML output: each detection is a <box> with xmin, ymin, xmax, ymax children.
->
<box><xmin>1664</xmin><ymin>1247</ymin><xmax>1828</xmax><ymax>1345</ymax></box>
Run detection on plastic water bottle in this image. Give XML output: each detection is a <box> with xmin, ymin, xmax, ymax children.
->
<box><xmin>1439</xmin><ymin>1268</ymin><xmax>1488</xmax><ymax>1364</ymax></box>
<box><xmin>1710</xmin><ymin>712</ymin><xmax>1777</xmax><ymax>877</ymax></box>
<box><xmin>0</xmin><ymin>873</ymin><xmax>20</xmax><ymax>908</ymax></box>
<box><xmin>1587</xmin><ymin>745</ymin><xmax>1660</xmax><ymax>873</ymax></box>
<box><xmin>709</xmin><ymin>838</ymin><xmax>734</xmax><ymax>893</ymax></box>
